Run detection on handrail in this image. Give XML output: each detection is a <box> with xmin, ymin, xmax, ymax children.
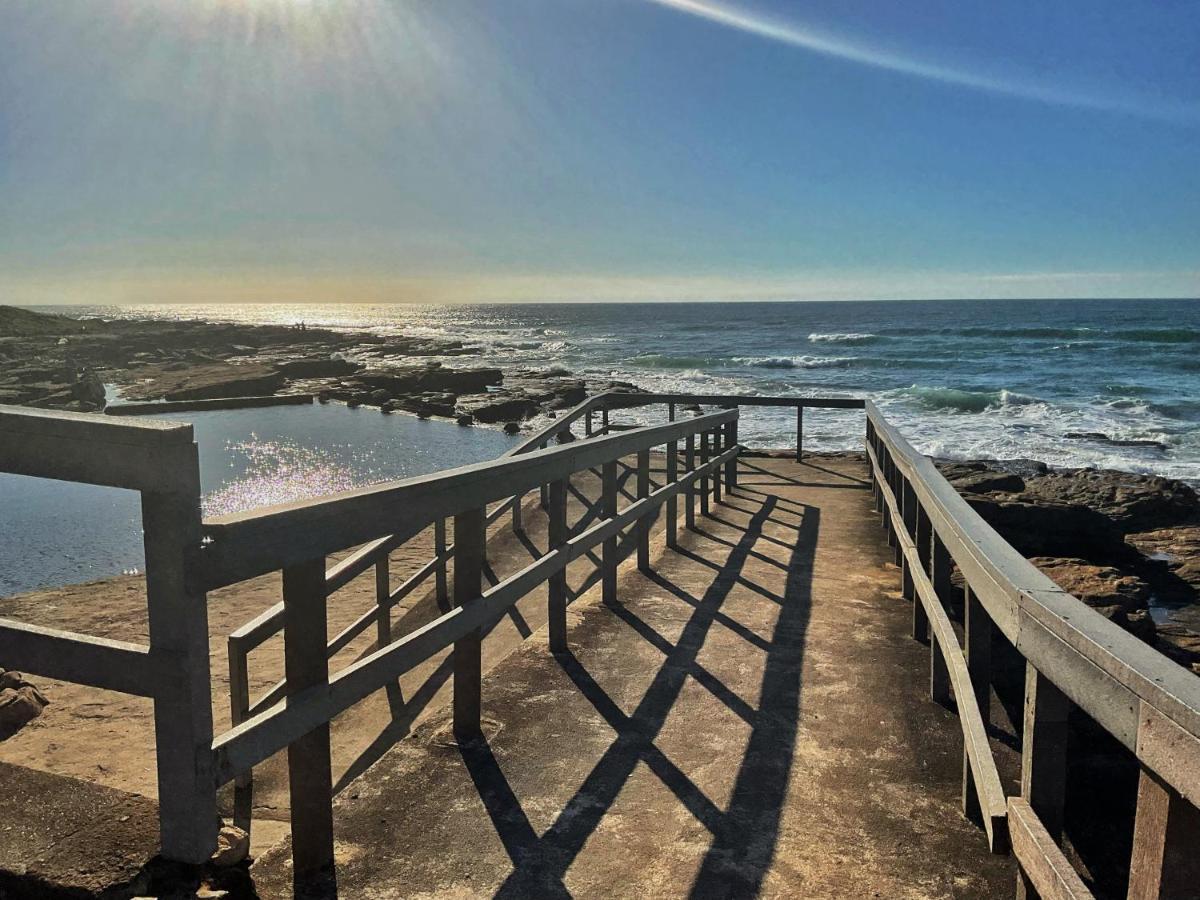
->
<box><xmin>865</xmin><ymin>398</ymin><xmax>1200</xmax><ymax>892</ymax></box>
<box><xmin>866</xmin><ymin>402</ymin><xmax>1200</xmax><ymax>753</ymax></box>
<box><xmin>197</xmin><ymin>409</ymin><xmax>737</xmax><ymax>589</ymax></box>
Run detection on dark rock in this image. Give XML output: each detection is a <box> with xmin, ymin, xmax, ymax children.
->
<box><xmin>1128</xmin><ymin>525</ymin><xmax>1200</xmax><ymax>600</ymax></box>
<box><xmin>1155</xmin><ymin>623</ymin><xmax>1200</xmax><ymax>675</ymax></box>
<box><xmin>1028</xmin><ymin>557</ymin><xmax>1151</xmax><ymax>613</ymax></box>
<box><xmin>1019</xmin><ymin>469</ymin><xmax>1198</xmax><ymax>533</ymax></box>
<box><xmin>368</xmin><ymin>389</ymin><xmax>391</xmax><ymax>406</ymax></box>
<box><xmin>504</xmin><ymin>421</ymin><xmax>521</xmax><ymax>435</ymax></box>
<box><xmin>70</xmin><ymin>371</ymin><xmax>106</xmax><ymax>406</ymax></box>
<box><xmin>461</xmin><ymin>395</ymin><xmax>541</xmax><ymax>424</ymax></box>
<box><xmin>937</xmin><ymin>461</ymin><xmax>1025</xmax><ymax>494</ymax></box>
<box><xmin>0</xmin><ymin>671</ymin><xmax>48</xmax><ymax>740</ymax></box>
<box><xmin>124</xmin><ymin>363</ymin><xmax>287</xmax><ymax>402</ymax></box>
<box><xmin>556</xmin><ymin>429</ymin><xmax>576</xmax><ymax>444</ymax></box>
<box><xmin>275</xmin><ymin>357</ymin><xmax>362</xmax><ymax>378</ymax></box>
<box><xmin>317</xmin><ymin>390</ymin><xmax>331</xmax><ymax>403</ymax></box>
<box><xmin>1065</xmin><ymin>432</ymin><xmax>1169</xmax><ymax>451</ymax></box>
<box><xmin>965</xmin><ymin>495</ymin><xmax>1126</xmax><ymax>561</ymax></box>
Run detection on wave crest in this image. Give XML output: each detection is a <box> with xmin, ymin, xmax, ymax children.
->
<box><xmin>808</xmin><ymin>332</ymin><xmax>878</xmax><ymax>344</ymax></box>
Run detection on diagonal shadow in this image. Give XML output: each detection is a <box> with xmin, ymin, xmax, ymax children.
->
<box><xmin>447</xmin><ymin>487</ymin><xmax>819</xmax><ymax>899</ymax></box>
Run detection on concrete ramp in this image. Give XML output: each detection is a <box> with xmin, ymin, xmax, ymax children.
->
<box><xmin>251</xmin><ymin>456</ymin><xmax>1014</xmax><ymax>898</ymax></box>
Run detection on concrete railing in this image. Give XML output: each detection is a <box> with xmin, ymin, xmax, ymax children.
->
<box><xmin>866</xmin><ymin>402</ymin><xmax>1200</xmax><ymax>899</ymax></box>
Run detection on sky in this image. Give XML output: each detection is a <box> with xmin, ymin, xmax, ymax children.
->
<box><xmin>1</xmin><ymin>0</ymin><xmax>1198</xmax><ymax>304</ymax></box>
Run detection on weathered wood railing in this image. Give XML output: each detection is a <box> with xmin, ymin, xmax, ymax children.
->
<box><xmin>0</xmin><ymin>405</ymin><xmax>216</xmax><ymax>863</ymax></box>
<box><xmin>204</xmin><ymin>404</ymin><xmax>741</xmax><ymax>883</ymax></box>
<box><xmin>7</xmin><ymin>392</ymin><xmax>1199</xmax><ymax>899</ymax></box>
<box><xmin>866</xmin><ymin>401</ymin><xmax>1200</xmax><ymax>899</ymax></box>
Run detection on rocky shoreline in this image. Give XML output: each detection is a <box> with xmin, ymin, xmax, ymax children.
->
<box><xmin>0</xmin><ymin>304</ymin><xmax>640</xmax><ymax>429</ymax></box>
<box><xmin>2</xmin><ymin>303</ymin><xmax>1197</xmax><ymax>675</ymax></box>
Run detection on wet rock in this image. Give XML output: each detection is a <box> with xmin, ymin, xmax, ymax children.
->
<box><xmin>71</xmin><ymin>371</ymin><xmax>106</xmax><ymax>406</ymax></box>
<box><xmin>368</xmin><ymin>389</ymin><xmax>391</xmax><ymax>406</ymax></box>
<box><xmin>937</xmin><ymin>462</ymin><xmax>1025</xmax><ymax>494</ymax></box>
<box><xmin>456</xmin><ymin>413</ymin><xmax>474</xmax><ymax>426</ymax></box>
<box><xmin>1128</xmin><ymin>525</ymin><xmax>1200</xmax><ymax>600</ymax></box>
<box><xmin>460</xmin><ymin>395</ymin><xmax>541</xmax><ymax>424</ymax></box>
<box><xmin>503</xmin><ymin>421</ymin><xmax>521</xmax><ymax>435</ymax></box>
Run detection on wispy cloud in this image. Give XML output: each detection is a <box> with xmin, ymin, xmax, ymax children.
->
<box><xmin>645</xmin><ymin>0</ymin><xmax>1197</xmax><ymax>123</ymax></box>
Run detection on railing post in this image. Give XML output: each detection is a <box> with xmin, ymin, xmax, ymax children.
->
<box><xmin>141</xmin><ymin>449</ymin><xmax>217</xmax><ymax>864</ymax></box>
<box><xmin>962</xmin><ymin>584</ymin><xmax>992</xmax><ymax>821</ymax></box>
<box><xmin>637</xmin><ymin>448</ymin><xmax>651</xmax><ymax>572</ymax></box>
<box><xmin>512</xmin><ymin>491</ymin><xmax>524</xmax><ymax>533</ymax></box>
<box><xmin>548</xmin><ymin>477</ymin><xmax>568</xmax><ymax>653</ymax></box>
<box><xmin>699</xmin><ymin>429</ymin><xmax>711</xmax><ymax>517</ymax></box>
<box><xmin>375</xmin><ymin>557</ymin><xmax>391</xmax><ymax>647</ymax></box>
<box><xmin>453</xmin><ymin>506</ymin><xmax>485</xmax><ymax>741</ymax></box>
<box><xmin>724</xmin><ymin>415</ymin><xmax>738</xmax><ymax>490</ymax></box>
<box><xmin>585</xmin><ymin>409</ymin><xmax>593</xmax><ymax>437</ymax></box>
<box><xmin>282</xmin><ymin>557</ymin><xmax>335</xmax><ymax>886</ymax></box>
<box><xmin>685</xmin><ymin>433</ymin><xmax>696</xmax><ymax>531</ymax></box>
<box><xmin>434</xmin><ymin>518</ymin><xmax>448</xmax><ymax>607</ymax></box>
<box><xmin>228</xmin><ymin>637</ymin><xmax>252</xmax><ymax>834</ymax></box>
<box><xmin>666</xmin><ymin>438</ymin><xmax>679</xmax><ymax>549</ymax></box>
<box><xmin>601</xmin><ymin>406</ymin><xmax>610</xmax><ymax>436</ymax></box>
<box><xmin>668</xmin><ymin>401</ymin><xmax>676</xmax><ymax>422</ymax></box>
<box><xmin>796</xmin><ymin>405</ymin><xmax>804</xmax><ymax>461</ymax></box>
<box><xmin>602</xmin><ymin>459</ymin><xmax>618</xmax><ymax>604</ymax></box>
<box><xmin>1017</xmin><ymin>662</ymin><xmax>1071</xmax><ymax>899</ymax></box>
<box><xmin>1128</xmin><ymin>766</ymin><xmax>1200</xmax><ymax>900</ymax></box>
<box><xmin>929</xmin><ymin>530</ymin><xmax>952</xmax><ymax>706</ymax></box>
<box><xmin>712</xmin><ymin>426</ymin><xmax>723</xmax><ymax>504</ymax></box>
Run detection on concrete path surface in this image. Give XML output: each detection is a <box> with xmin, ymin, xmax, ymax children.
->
<box><xmin>252</xmin><ymin>455</ymin><xmax>1015</xmax><ymax>898</ymax></box>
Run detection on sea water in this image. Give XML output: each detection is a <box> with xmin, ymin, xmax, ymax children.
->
<box><xmin>4</xmin><ymin>298</ymin><xmax>1197</xmax><ymax>595</ymax></box>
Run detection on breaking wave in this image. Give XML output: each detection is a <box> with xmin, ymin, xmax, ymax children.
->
<box><xmin>901</xmin><ymin>386</ymin><xmax>1041</xmax><ymax>413</ymax></box>
<box><xmin>807</xmin><ymin>332</ymin><xmax>879</xmax><ymax>344</ymax></box>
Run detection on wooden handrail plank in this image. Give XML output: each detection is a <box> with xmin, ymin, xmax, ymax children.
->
<box><xmin>199</xmin><ymin>409</ymin><xmax>737</xmax><ymax>588</ymax></box>
<box><xmin>0</xmin><ymin>618</ymin><xmax>161</xmax><ymax>697</ymax></box>
<box><xmin>1008</xmin><ymin>797</ymin><xmax>1095</xmax><ymax>900</ymax></box>
<box><xmin>870</xmin><ymin>448</ymin><xmax>1008</xmax><ymax>850</ymax></box>
<box><xmin>867</xmin><ymin>403</ymin><xmax>1200</xmax><ymax>784</ymax></box>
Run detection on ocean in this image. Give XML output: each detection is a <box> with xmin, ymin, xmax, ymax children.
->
<box><xmin>4</xmin><ymin>298</ymin><xmax>1196</xmax><ymax>595</ymax></box>
<box><xmin>52</xmin><ymin>297</ymin><xmax>1200</xmax><ymax>479</ymax></box>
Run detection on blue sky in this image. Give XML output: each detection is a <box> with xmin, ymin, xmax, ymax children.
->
<box><xmin>1</xmin><ymin>0</ymin><xmax>1197</xmax><ymax>303</ymax></box>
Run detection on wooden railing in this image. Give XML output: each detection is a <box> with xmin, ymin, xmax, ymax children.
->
<box><xmin>6</xmin><ymin>391</ymin><xmax>1198</xmax><ymax>899</ymax></box>
<box><xmin>204</xmin><ymin>403</ymin><xmax>742</xmax><ymax>883</ymax></box>
<box><xmin>866</xmin><ymin>402</ymin><xmax>1200</xmax><ymax>899</ymax></box>
<box><xmin>0</xmin><ymin>405</ymin><xmax>216</xmax><ymax>863</ymax></box>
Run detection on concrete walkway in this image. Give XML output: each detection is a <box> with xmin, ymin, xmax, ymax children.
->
<box><xmin>252</xmin><ymin>455</ymin><xmax>1015</xmax><ymax>898</ymax></box>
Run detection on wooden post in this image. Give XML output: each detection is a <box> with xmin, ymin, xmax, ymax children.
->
<box><xmin>141</xmin><ymin>450</ymin><xmax>218</xmax><ymax>864</ymax></box>
<box><xmin>796</xmin><ymin>406</ymin><xmax>804</xmax><ymax>461</ymax></box>
<box><xmin>666</xmin><ymin>438</ymin><xmax>679</xmax><ymax>549</ymax></box>
<box><xmin>1128</xmin><ymin>767</ymin><xmax>1200</xmax><ymax>900</ymax></box>
<box><xmin>601</xmin><ymin>406</ymin><xmax>610</xmax><ymax>436</ymax></box>
<box><xmin>712</xmin><ymin>427</ymin><xmax>723</xmax><ymax>504</ymax></box>
<box><xmin>585</xmin><ymin>409</ymin><xmax>593</xmax><ymax>437</ymax></box>
<box><xmin>668</xmin><ymin>401</ymin><xmax>676</xmax><ymax>422</ymax></box>
<box><xmin>548</xmin><ymin>478</ymin><xmax>568</xmax><ymax>653</ymax></box>
<box><xmin>602</xmin><ymin>460</ymin><xmax>618</xmax><ymax>604</ymax></box>
<box><xmin>684</xmin><ymin>433</ymin><xmax>696</xmax><ymax>531</ymax></box>
<box><xmin>434</xmin><ymin>518</ymin><xmax>448</xmax><ymax>606</ymax></box>
<box><xmin>1020</xmin><ymin>664</ymin><xmax>1071</xmax><ymax>844</ymax></box>
<box><xmin>962</xmin><ymin>585</ymin><xmax>992</xmax><ymax>820</ymax></box>
<box><xmin>512</xmin><ymin>491</ymin><xmax>524</xmax><ymax>533</ymax></box>
<box><xmin>282</xmin><ymin>558</ymin><xmax>335</xmax><ymax>884</ymax></box>
<box><xmin>929</xmin><ymin>531</ymin><xmax>952</xmax><ymax>705</ymax></box>
<box><xmin>724</xmin><ymin>416</ymin><xmax>738</xmax><ymax>489</ymax></box>
<box><xmin>228</xmin><ymin>639</ymin><xmax>253</xmax><ymax>835</ymax></box>
<box><xmin>374</xmin><ymin>557</ymin><xmax>391</xmax><ymax>647</ymax></box>
<box><xmin>453</xmin><ymin>506</ymin><xmax>485</xmax><ymax>740</ymax></box>
<box><xmin>700</xmin><ymin>429</ymin><xmax>711</xmax><ymax>517</ymax></box>
<box><xmin>637</xmin><ymin>448</ymin><xmax>651</xmax><ymax>572</ymax></box>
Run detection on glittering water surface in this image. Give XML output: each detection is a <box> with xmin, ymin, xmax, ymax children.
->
<box><xmin>0</xmin><ymin>405</ymin><xmax>517</xmax><ymax>596</ymax></box>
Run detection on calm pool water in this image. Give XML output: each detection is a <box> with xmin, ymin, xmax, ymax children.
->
<box><xmin>0</xmin><ymin>404</ymin><xmax>518</xmax><ymax>596</ymax></box>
